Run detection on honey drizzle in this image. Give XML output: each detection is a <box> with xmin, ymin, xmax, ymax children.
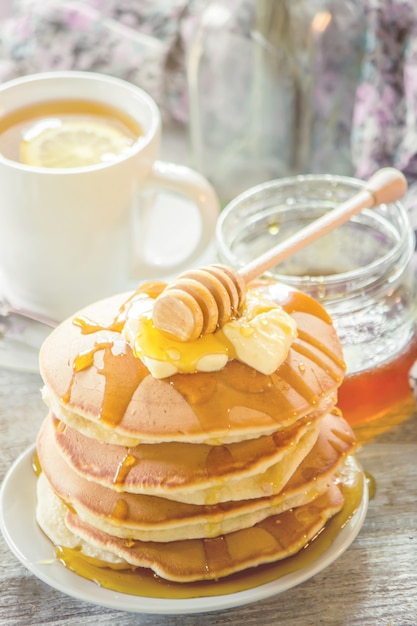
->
<box><xmin>53</xmin><ymin>467</ymin><xmax>365</xmax><ymax>599</ymax></box>
<box><xmin>277</xmin><ymin>362</ymin><xmax>319</xmax><ymax>406</ymax></box>
<box><xmin>292</xmin><ymin>339</ymin><xmax>344</xmax><ymax>383</ymax></box>
<box><xmin>295</xmin><ymin>330</ymin><xmax>346</xmax><ymax>372</ymax></box>
<box><xmin>113</xmin><ymin>452</ymin><xmax>138</xmax><ymax>486</ymax></box>
<box><xmin>62</xmin><ymin>321</ymin><xmax>148</xmax><ymax>427</ymax></box>
<box><xmin>97</xmin><ymin>345</ymin><xmax>146</xmax><ymax>427</ymax></box>
<box><xmin>205</xmin><ymin>446</ymin><xmax>235</xmax><ymax>477</ymax></box>
<box><xmin>119</xmin><ymin>281</ymin><xmax>167</xmax><ymax>309</ymax></box>
<box><xmin>112</xmin><ymin>499</ymin><xmax>129</xmax><ymax>521</ymax></box>
<box><xmin>167</xmin><ymin>348</ymin><xmax>339</xmax><ymax>432</ymax></box>
<box><xmin>203</xmin><ymin>536</ymin><xmax>232</xmax><ymax>575</ymax></box>
<box><xmin>169</xmin><ymin>367</ymin><xmax>296</xmax><ymax>431</ymax></box>
<box><xmin>61</xmin><ymin>284</ymin><xmax>162</xmax><ymax>424</ymax></box>
<box><xmin>73</xmin><ymin>315</ymin><xmax>125</xmax><ymax>335</ymax></box>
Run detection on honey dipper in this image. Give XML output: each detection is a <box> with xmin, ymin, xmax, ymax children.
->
<box><xmin>153</xmin><ymin>167</ymin><xmax>408</xmax><ymax>341</ymax></box>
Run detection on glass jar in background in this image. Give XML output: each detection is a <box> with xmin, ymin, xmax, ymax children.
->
<box><xmin>216</xmin><ymin>174</ymin><xmax>417</xmax><ymax>428</ymax></box>
<box><xmin>187</xmin><ymin>0</ymin><xmax>365</xmax><ymax>205</ymax></box>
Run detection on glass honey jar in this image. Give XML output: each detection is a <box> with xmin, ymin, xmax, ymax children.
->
<box><xmin>216</xmin><ymin>174</ymin><xmax>417</xmax><ymax>427</ymax></box>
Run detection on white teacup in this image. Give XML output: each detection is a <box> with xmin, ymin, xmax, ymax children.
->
<box><xmin>0</xmin><ymin>71</ymin><xmax>220</xmax><ymax>321</ymax></box>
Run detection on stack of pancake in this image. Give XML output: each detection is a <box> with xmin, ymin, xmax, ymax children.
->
<box><xmin>35</xmin><ymin>281</ymin><xmax>358</xmax><ymax>584</ymax></box>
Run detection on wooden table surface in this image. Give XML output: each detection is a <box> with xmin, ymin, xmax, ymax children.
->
<box><xmin>1</xmin><ymin>360</ymin><xmax>417</xmax><ymax>626</ymax></box>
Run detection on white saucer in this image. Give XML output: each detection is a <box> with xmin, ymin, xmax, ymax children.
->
<box><xmin>0</xmin><ymin>446</ymin><xmax>368</xmax><ymax>615</ymax></box>
<box><xmin>0</xmin><ymin>311</ymin><xmax>51</xmax><ymax>373</ymax></box>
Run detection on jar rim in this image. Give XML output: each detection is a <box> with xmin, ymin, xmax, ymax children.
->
<box><xmin>217</xmin><ymin>173</ymin><xmax>415</xmax><ymax>289</ymax></box>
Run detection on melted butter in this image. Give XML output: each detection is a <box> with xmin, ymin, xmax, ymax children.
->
<box><xmin>53</xmin><ymin>467</ymin><xmax>364</xmax><ymax>598</ymax></box>
<box><xmin>134</xmin><ymin>316</ymin><xmax>234</xmax><ymax>374</ymax></box>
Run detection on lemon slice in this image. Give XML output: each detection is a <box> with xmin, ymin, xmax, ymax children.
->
<box><xmin>20</xmin><ymin>118</ymin><xmax>135</xmax><ymax>168</ymax></box>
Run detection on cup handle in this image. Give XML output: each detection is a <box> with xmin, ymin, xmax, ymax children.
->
<box><xmin>131</xmin><ymin>159</ymin><xmax>220</xmax><ymax>278</ymax></box>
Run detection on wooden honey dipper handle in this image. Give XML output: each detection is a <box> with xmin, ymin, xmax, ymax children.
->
<box><xmin>240</xmin><ymin>167</ymin><xmax>408</xmax><ymax>284</ymax></box>
<box><xmin>153</xmin><ymin>168</ymin><xmax>408</xmax><ymax>341</ymax></box>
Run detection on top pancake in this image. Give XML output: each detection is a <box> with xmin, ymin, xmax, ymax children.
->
<box><xmin>39</xmin><ymin>282</ymin><xmax>346</xmax><ymax>444</ymax></box>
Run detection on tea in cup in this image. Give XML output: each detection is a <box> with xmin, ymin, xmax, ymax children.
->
<box><xmin>0</xmin><ymin>71</ymin><xmax>220</xmax><ymax>321</ymax></box>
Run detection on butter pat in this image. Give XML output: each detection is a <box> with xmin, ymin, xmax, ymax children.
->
<box><xmin>123</xmin><ymin>289</ymin><xmax>297</xmax><ymax>378</ymax></box>
<box><xmin>223</xmin><ymin>294</ymin><xmax>298</xmax><ymax>375</ymax></box>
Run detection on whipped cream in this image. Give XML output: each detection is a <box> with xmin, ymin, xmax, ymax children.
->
<box><xmin>123</xmin><ymin>288</ymin><xmax>297</xmax><ymax>378</ymax></box>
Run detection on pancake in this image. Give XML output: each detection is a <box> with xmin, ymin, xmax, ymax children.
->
<box><xmin>35</xmin><ymin>280</ymin><xmax>360</xmax><ymax>588</ymax></box>
<box><xmin>36</xmin><ymin>411</ymin><xmax>355</xmax><ymax>542</ymax></box>
<box><xmin>36</xmin><ymin>473</ymin><xmax>125</xmax><ymax>565</ymax></box>
<box><xmin>45</xmin><ymin>410</ymin><xmax>329</xmax><ymax>504</ymax></box>
<box><xmin>37</xmin><ymin>475</ymin><xmax>347</xmax><ymax>582</ymax></box>
<box><xmin>39</xmin><ymin>283</ymin><xmax>345</xmax><ymax>445</ymax></box>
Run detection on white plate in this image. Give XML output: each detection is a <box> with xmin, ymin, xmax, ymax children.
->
<box><xmin>0</xmin><ymin>445</ymin><xmax>368</xmax><ymax>615</ymax></box>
